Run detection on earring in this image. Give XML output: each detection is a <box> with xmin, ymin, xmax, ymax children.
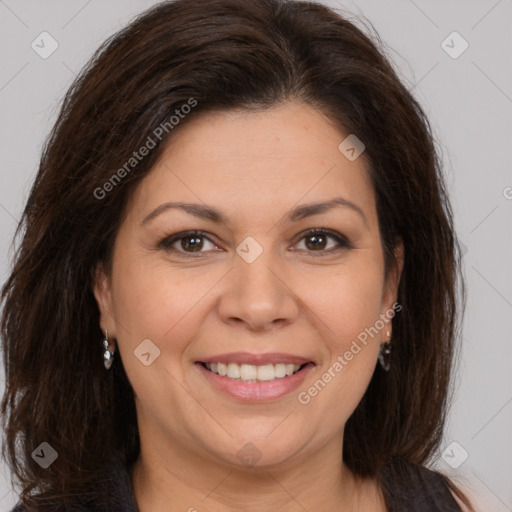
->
<box><xmin>102</xmin><ymin>329</ymin><xmax>116</xmax><ymax>370</ymax></box>
<box><xmin>378</xmin><ymin>330</ymin><xmax>392</xmax><ymax>371</ymax></box>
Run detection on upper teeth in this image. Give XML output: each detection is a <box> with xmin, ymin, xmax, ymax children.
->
<box><xmin>205</xmin><ymin>362</ymin><xmax>302</xmax><ymax>381</ymax></box>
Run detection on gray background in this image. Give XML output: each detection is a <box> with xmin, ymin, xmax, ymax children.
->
<box><xmin>0</xmin><ymin>0</ymin><xmax>511</xmax><ymax>510</ymax></box>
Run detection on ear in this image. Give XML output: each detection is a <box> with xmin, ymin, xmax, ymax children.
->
<box><xmin>92</xmin><ymin>262</ymin><xmax>116</xmax><ymax>338</ymax></box>
<box><xmin>381</xmin><ymin>239</ymin><xmax>404</xmax><ymax>338</ymax></box>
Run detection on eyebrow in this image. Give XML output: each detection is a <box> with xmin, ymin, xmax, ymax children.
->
<box><xmin>141</xmin><ymin>197</ymin><xmax>368</xmax><ymax>227</ymax></box>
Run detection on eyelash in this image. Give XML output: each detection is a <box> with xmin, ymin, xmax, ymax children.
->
<box><xmin>158</xmin><ymin>229</ymin><xmax>352</xmax><ymax>258</ymax></box>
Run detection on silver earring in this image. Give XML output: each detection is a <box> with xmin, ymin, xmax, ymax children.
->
<box><xmin>378</xmin><ymin>330</ymin><xmax>392</xmax><ymax>371</ymax></box>
<box><xmin>102</xmin><ymin>329</ymin><xmax>116</xmax><ymax>370</ymax></box>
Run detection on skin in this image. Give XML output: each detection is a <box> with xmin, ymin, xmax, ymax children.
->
<box><xmin>93</xmin><ymin>101</ymin><xmax>403</xmax><ymax>512</ymax></box>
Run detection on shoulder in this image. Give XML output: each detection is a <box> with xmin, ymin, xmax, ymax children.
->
<box><xmin>450</xmin><ymin>482</ymin><xmax>480</xmax><ymax>512</ymax></box>
<box><xmin>423</xmin><ymin>466</ymin><xmax>476</xmax><ymax>511</ymax></box>
<box><xmin>8</xmin><ymin>505</ymin><xmax>89</xmax><ymax>512</ymax></box>
<box><xmin>451</xmin><ymin>492</ymin><xmax>476</xmax><ymax>512</ymax></box>
<box><xmin>8</xmin><ymin>503</ymin><xmax>94</xmax><ymax>512</ymax></box>
<box><xmin>8</xmin><ymin>490</ymin><xmax>135</xmax><ymax>512</ymax></box>
<box><xmin>382</xmin><ymin>460</ymin><xmax>473</xmax><ymax>511</ymax></box>
<box><xmin>8</xmin><ymin>452</ymin><xmax>138</xmax><ymax>512</ymax></box>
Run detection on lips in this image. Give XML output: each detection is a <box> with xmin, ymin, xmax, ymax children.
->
<box><xmin>196</xmin><ymin>352</ymin><xmax>314</xmax><ymax>366</ymax></box>
<box><xmin>195</xmin><ymin>359</ymin><xmax>315</xmax><ymax>401</ymax></box>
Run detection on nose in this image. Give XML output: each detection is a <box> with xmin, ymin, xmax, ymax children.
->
<box><xmin>217</xmin><ymin>248</ymin><xmax>300</xmax><ymax>332</ymax></box>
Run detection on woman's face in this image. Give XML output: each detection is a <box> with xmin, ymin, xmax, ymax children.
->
<box><xmin>94</xmin><ymin>101</ymin><xmax>402</xmax><ymax>471</ymax></box>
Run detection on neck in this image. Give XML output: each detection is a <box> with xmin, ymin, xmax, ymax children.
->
<box><xmin>130</xmin><ymin>436</ymin><xmax>385</xmax><ymax>512</ymax></box>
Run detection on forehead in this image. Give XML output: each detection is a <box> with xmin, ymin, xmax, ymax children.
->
<box><xmin>127</xmin><ymin>102</ymin><xmax>377</xmax><ymax>229</ymax></box>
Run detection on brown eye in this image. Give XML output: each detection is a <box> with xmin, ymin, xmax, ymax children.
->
<box><xmin>179</xmin><ymin>234</ymin><xmax>205</xmax><ymax>252</ymax></box>
<box><xmin>159</xmin><ymin>231</ymin><xmax>218</xmax><ymax>255</ymax></box>
<box><xmin>305</xmin><ymin>233</ymin><xmax>328</xmax><ymax>250</ymax></box>
<box><xmin>159</xmin><ymin>228</ymin><xmax>351</xmax><ymax>259</ymax></box>
<box><xmin>294</xmin><ymin>229</ymin><xmax>351</xmax><ymax>256</ymax></box>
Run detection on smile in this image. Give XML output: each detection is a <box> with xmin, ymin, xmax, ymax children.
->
<box><xmin>202</xmin><ymin>362</ymin><xmax>305</xmax><ymax>381</ymax></box>
<box><xmin>195</xmin><ymin>361</ymin><xmax>315</xmax><ymax>401</ymax></box>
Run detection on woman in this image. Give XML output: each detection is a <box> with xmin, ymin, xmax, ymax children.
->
<box><xmin>1</xmin><ymin>0</ymin><xmax>475</xmax><ymax>510</ymax></box>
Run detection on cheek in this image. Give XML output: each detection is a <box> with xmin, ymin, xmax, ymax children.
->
<box><xmin>310</xmin><ymin>263</ymin><xmax>385</xmax><ymax>343</ymax></box>
<box><xmin>303</xmin><ymin>263</ymin><xmax>384</xmax><ymax>405</ymax></box>
<box><xmin>303</xmin><ymin>274</ymin><xmax>383</xmax><ymax>427</ymax></box>
<box><xmin>110</xmin><ymin>256</ymin><xmax>200</xmax><ymax>337</ymax></box>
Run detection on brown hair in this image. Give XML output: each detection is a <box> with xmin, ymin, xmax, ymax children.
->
<box><xmin>1</xmin><ymin>0</ymin><xmax>472</xmax><ymax>509</ymax></box>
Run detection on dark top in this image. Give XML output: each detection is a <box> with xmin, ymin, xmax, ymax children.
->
<box><xmin>9</xmin><ymin>454</ymin><xmax>139</xmax><ymax>512</ymax></box>
<box><xmin>9</xmin><ymin>454</ymin><xmax>463</xmax><ymax>511</ymax></box>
